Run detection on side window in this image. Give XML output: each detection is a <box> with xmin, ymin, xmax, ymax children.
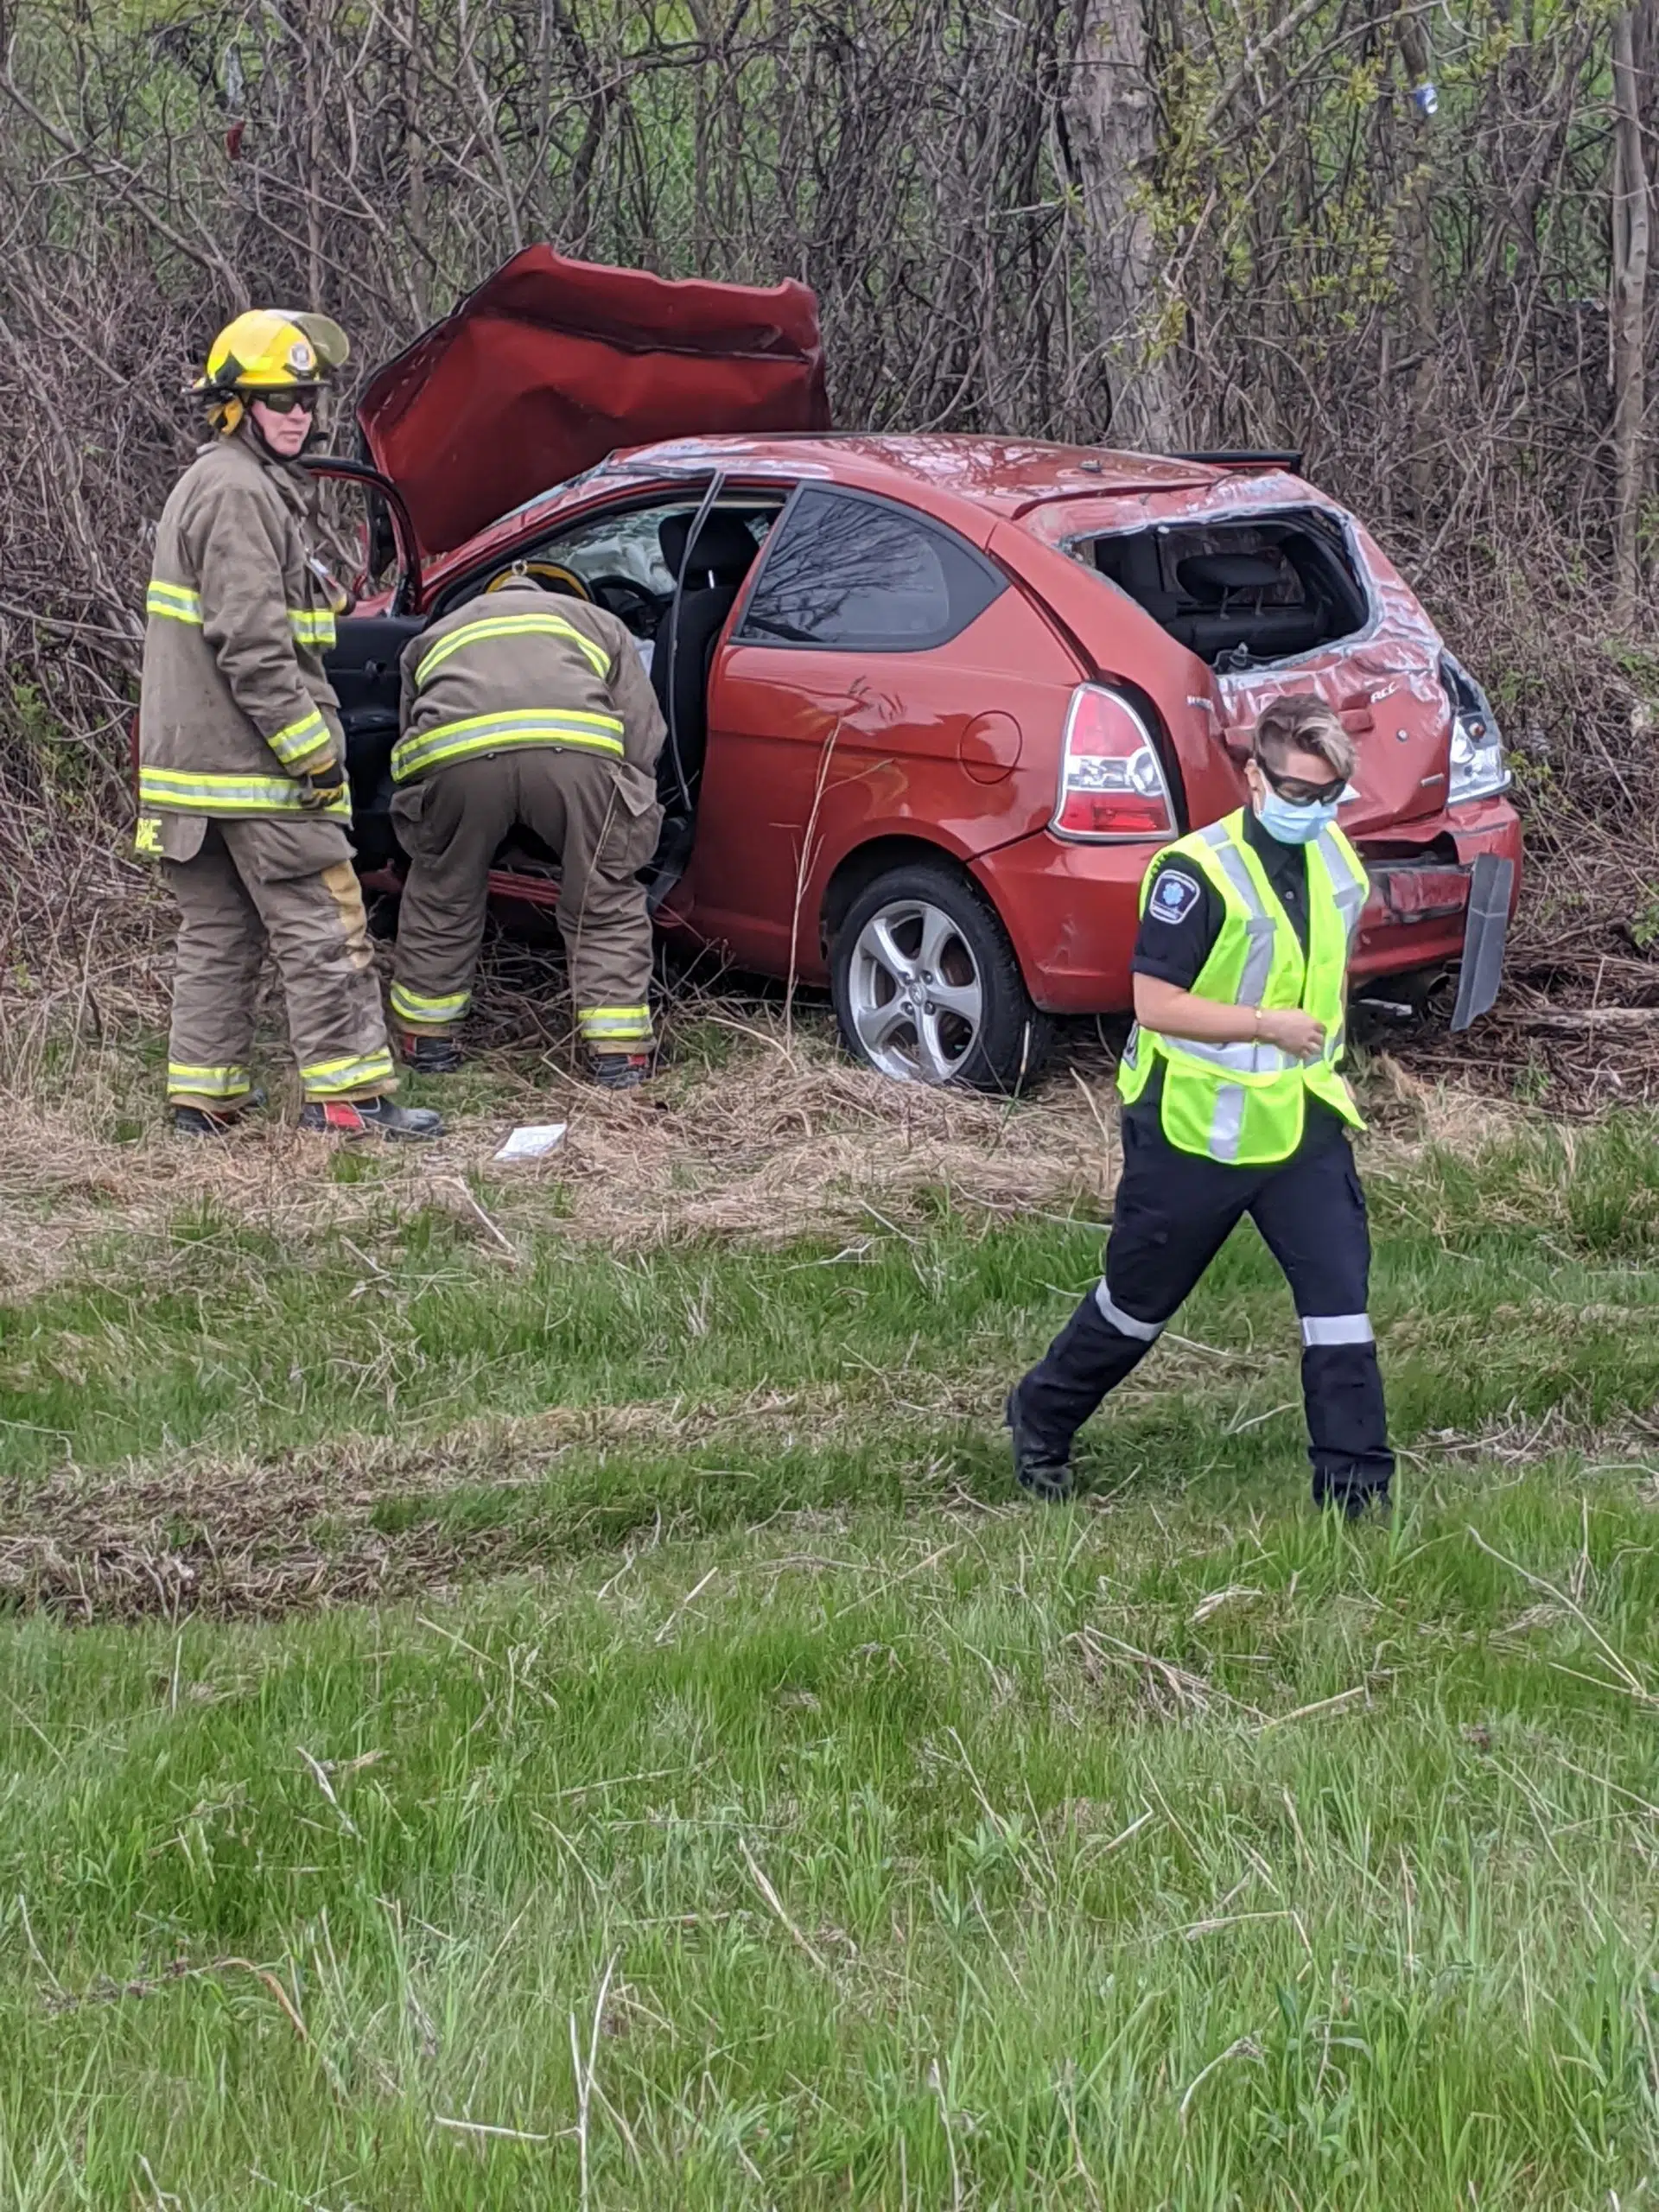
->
<box><xmin>443</xmin><ymin>501</ymin><xmax>781</xmax><ymax>630</ymax></box>
<box><xmin>736</xmin><ymin>487</ymin><xmax>1004</xmax><ymax>652</ymax></box>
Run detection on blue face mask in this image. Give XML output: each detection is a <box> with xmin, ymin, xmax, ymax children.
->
<box><xmin>1255</xmin><ymin>786</ymin><xmax>1339</xmax><ymax>846</ymax></box>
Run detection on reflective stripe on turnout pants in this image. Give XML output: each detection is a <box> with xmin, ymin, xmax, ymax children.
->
<box><xmin>390</xmin><ymin>747</ymin><xmax>659</xmax><ymax>1046</ymax></box>
<box><xmin>161</xmin><ymin>817</ymin><xmax>397</xmax><ymax>1104</ymax></box>
<box><xmin>1014</xmin><ymin>1110</ymin><xmax>1393</xmax><ymax>1507</ymax></box>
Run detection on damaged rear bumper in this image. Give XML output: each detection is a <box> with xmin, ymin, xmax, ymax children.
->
<box><xmin>1351</xmin><ymin>798</ymin><xmax>1522</xmax><ymax>1025</ymax></box>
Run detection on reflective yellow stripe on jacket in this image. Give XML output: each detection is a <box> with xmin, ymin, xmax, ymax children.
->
<box><xmin>413</xmin><ymin>612</ymin><xmax>613</xmax><ymax>690</ymax></box>
<box><xmin>146</xmin><ymin>580</ymin><xmax>334</xmax><ymax>649</ymax></box>
<box><xmin>288</xmin><ymin>607</ymin><xmax>338</xmax><ymax>648</ymax></box>
<box><xmin>391</xmin><ymin>709</ymin><xmax>625</xmax><ymax>785</ymax></box>
<box><xmin>146</xmin><ymin>582</ymin><xmax>203</xmax><ymax>625</ymax></box>
<box><xmin>265</xmin><ymin>707</ymin><xmax>334</xmax><ymax>768</ymax></box>
<box><xmin>138</xmin><ymin>764</ymin><xmax>350</xmax><ymax>817</ymax></box>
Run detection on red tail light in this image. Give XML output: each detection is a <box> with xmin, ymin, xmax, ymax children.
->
<box><xmin>1051</xmin><ymin>684</ymin><xmax>1176</xmax><ymax>841</ymax></box>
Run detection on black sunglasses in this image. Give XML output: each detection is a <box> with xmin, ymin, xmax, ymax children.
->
<box><xmin>1255</xmin><ymin>754</ymin><xmax>1346</xmax><ymax>808</ymax></box>
<box><xmin>255</xmin><ymin>388</ymin><xmax>319</xmax><ymax>415</ymax></box>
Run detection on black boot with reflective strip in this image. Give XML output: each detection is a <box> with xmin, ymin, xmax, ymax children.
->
<box><xmin>398</xmin><ymin>1032</ymin><xmax>463</xmax><ymax>1075</ymax></box>
<box><xmin>299</xmin><ymin>1097</ymin><xmax>445</xmax><ymax>1141</ymax></box>
<box><xmin>1004</xmin><ymin>1386</ymin><xmax>1073</xmax><ymax>1504</ymax></box>
<box><xmin>588</xmin><ymin>1052</ymin><xmax>652</xmax><ymax>1091</ymax></box>
<box><xmin>171</xmin><ymin>1087</ymin><xmax>266</xmax><ymax>1138</ymax></box>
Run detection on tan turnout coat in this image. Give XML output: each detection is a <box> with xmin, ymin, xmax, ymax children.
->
<box><xmin>137</xmin><ymin>431</ymin><xmax>346</xmax><ymax>849</ymax></box>
<box><xmin>393</xmin><ymin>578</ymin><xmax>664</xmax><ymax>806</ymax></box>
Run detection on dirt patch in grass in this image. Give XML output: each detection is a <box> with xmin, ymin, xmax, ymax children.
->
<box><xmin>0</xmin><ymin>1373</ymin><xmax>1003</xmax><ymax>1623</ymax></box>
<box><xmin>8</xmin><ymin>1330</ymin><xmax>1631</xmax><ymax>1629</ymax></box>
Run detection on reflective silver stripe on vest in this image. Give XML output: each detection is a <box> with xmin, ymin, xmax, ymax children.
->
<box><xmin>1159</xmin><ymin>1034</ymin><xmax>1297</xmax><ymax>1076</ymax></box>
<box><xmin>1094</xmin><ymin>1283</ymin><xmax>1166</xmax><ymax>1341</ymax></box>
<box><xmin>1199</xmin><ymin>820</ymin><xmax>1278</xmax><ymax>1005</ymax></box>
<box><xmin>1210</xmin><ymin>1084</ymin><xmax>1247</xmax><ymax>1163</ymax></box>
<box><xmin>1300</xmin><ymin>1313</ymin><xmax>1375</xmax><ymax>1347</ymax></box>
<box><xmin>1314</xmin><ymin>829</ymin><xmax>1365</xmax><ymax>1067</ymax></box>
<box><xmin>1315</xmin><ymin>826</ymin><xmax>1368</xmax><ymax>950</ymax></box>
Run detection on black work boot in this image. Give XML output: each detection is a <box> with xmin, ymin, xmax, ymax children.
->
<box><xmin>1005</xmin><ymin>1386</ymin><xmax>1074</xmax><ymax>1504</ymax></box>
<box><xmin>1313</xmin><ymin>1465</ymin><xmax>1391</xmax><ymax>1523</ymax></box>
<box><xmin>299</xmin><ymin>1096</ymin><xmax>445</xmax><ymax>1142</ymax></box>
<box><xmin>398</xmin><ymin>1032</ymin><xmax>463</xmax><ymax>1075</ymax></box>
<box><xmin>170</xmin><ymin>1088</ymin><xmax>266</xmax><ymax>1138</ymax></box>
<box><xmin>1006</xmin><ymin>1292</ymin><xmax>1150</xmax><ymax>1505</ymax></box>
<box><xmin>589</xmin><ymin>1052</ymin><xmax>652</xmax><ymax>1091</ymax></box>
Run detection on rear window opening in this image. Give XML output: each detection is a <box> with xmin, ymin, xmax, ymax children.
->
<box><xmin>1072</xmin><ymin>509</ymin><xmax>1370</xmax><ymax>671</ymax></box>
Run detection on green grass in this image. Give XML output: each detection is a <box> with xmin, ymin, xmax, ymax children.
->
<box><xmin>4</xmin><ymin>1109</ymin><xmax>1659</xmax><ymax>2204</ymax></box>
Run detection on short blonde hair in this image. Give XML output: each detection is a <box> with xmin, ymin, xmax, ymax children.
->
<box><xmin>1253</xmin><ymin>694</ymin><xmax>1355</xmax><ymax>783</ymax></box>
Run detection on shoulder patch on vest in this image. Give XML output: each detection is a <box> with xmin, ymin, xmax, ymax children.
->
<box><xmin>1148</xmin><ymin>867</ymin><xmax>1201</xmax><ymax>924</ymax></box>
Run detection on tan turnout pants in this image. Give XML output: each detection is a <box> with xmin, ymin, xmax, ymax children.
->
<box><xmin>390</xmin><ymin>747</ymin><xmax>659</xmax><ymax>1051</ymax></box>
<box><xmin>160</xmin><ymin>816</ymin><xmax>397</xmax><ymax>1107</ymax></box>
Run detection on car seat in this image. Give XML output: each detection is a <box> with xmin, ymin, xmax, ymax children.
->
<box><xmin>1168</xmin><ymin>550</ymin><xmax>1325</xmax><ymax>663</ymax></box>
<box><xmin>652</xmin><ymin>511</ymin><xmax>758</xmax><ymax>808</ymax></box>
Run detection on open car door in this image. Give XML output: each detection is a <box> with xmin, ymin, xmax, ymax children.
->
<box><xmin>302</xmin><ymin>455</ymin><xmax>424</xmax><ymax>874</ymax></box>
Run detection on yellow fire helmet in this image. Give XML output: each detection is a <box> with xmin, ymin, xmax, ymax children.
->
<box><xmin>192</xmin><ymin>309</ymin><xmax>350</xmax><ymax>434</ymax></box>
<box><xmin>485</xmin><ymin>559</ymin><xmax>590</xmax><ymax>600</ymax></box>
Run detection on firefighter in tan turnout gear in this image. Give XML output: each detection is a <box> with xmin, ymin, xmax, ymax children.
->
<box><xmin>389</xmin><ymin>573</ymin><xmax>665</xmax><ymax>1088</ymax></box>
<box><xmin>137</xmin><ymin>310</ymin><xmax>442</xmax><ymax>1141</ymax></box>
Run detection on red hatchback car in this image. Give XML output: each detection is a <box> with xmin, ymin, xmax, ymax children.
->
<box><xmin>324</xmin><ymin>248</ymin><xmax>1522</xmax><ymax>1089</ymax></box>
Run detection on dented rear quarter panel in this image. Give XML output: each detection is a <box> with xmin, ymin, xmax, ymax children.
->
<box><xmin>1015</xmin><ymin>475</ymin><xmax>1456</xmax><ymax>838</ymax></box>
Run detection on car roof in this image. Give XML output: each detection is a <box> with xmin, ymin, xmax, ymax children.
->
<box><xmin>418</xmin><ymin>433</ymin><xmax>1298</xmax><ymax>600</ymax></box>
<box><xmin>601</xmin><ymin>432</ymin><xmax>1224</xmax><ymax>512</ymax></box>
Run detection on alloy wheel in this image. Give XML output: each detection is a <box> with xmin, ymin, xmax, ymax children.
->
<box><xmin>845</xmin><ymin>897</ymin><xmax>985</xmax><ymax>1084</ymax></box>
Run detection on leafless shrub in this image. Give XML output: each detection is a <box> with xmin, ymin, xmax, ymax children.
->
<box><xmin>1</xmin><ymin>0</ymin><xmax>1655</xmax><ymax>1052</ymax></box>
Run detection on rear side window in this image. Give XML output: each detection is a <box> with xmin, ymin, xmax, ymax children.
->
<box><xmin>736</xmin><ymin>486</ymin><xmax>1004</xmax><ymax>652</ymax></box>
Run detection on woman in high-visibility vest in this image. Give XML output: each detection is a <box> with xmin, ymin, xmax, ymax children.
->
<box><xmin>1007</xmin><ymin>695</ymin><xmax>1393</xmax><ymax>1518</ymax></box>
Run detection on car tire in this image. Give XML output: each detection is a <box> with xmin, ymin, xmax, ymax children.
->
<box><xmin>829</xmin><ymin>860</ymin><xmax>1053</xmax><ymax>1091</ymax></box>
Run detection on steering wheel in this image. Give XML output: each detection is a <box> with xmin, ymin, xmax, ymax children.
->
<box><xmin>585</xmin><ymin>573</ymin><xmax>664</xmax><ymax>631</ymax></box>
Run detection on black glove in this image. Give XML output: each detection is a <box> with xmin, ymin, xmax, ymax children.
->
<box><xmin>296</xmin><ymin>760</ymin><xmax>348</xmax><ymax>811</ymax></box>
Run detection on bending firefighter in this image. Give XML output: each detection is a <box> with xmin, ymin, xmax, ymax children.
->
<box><xmin>137</xmin><ymin>310</ymin><xmax>441</xmax><ymax>1141</ymax></box>
<box><xmin>1007</xmin><ymin>696</ymin><xmax>1394</xmax><ymax>1518</ymax></box>
<box><xmin>387</xmin><ymin>572</ymin><xmax>665</xmax><ymax>1088</ymax></box>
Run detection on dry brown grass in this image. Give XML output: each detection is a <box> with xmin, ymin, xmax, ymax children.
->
<box><xmin>0</xmin><ymin>1010</ymin><xmax>1536</xmax><ymax>1310</ymax></box>
<box><xmin>4</xmin><ymin>995</ymin><xmax>1546</xmax><ymax>1313</ymax></box>
<box><xmin>0</xmin><ymin>1007</ymin><xmax>1132</xmax><ymax>1303</ymax></box>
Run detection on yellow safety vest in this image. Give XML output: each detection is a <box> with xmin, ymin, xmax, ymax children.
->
<box><xmin>1116</xmin><ymin>810</ymin><xmax>1369</xmax><ymax>1165</ymax></box>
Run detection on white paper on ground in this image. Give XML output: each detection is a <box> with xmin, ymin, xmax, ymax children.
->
<box><xmin>493</xmin><ymin>1122</ymin><xmax>569</xmax><ymax>1162</ymax></box>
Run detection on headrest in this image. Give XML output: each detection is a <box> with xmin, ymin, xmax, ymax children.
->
<box><xmin>1177</xmin><ymin>552</ymin><xmax>1287</xmax><ymax>598</ymax></box>
<box><xmin>658</xmin><ymin>509</ymin><xmax>760</xmax><ymax>584</ymax></box>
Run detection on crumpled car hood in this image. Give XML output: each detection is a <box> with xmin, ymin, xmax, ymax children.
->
<box><xmin>357</xmin><ymin>245</ymin><xmax>830</xmax><ymax>558</ymax></box>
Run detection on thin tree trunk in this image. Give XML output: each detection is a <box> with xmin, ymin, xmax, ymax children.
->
<box><xmin>1395</xmin><ymin>8</ymin><xmax>1438</xmax><ymax>524</ymax></box>
<box><xmin>1064</xmin><ymin>0</ymin><xmax>1185</xmax><ymax>453</ymax></box>
<box><xmin>303</xmin><ymin>0</ymin><xmax>327</xmax><ymax>309</ymax></box>
<box><xmin>1611</xmin><ymin>4</ymin><xmax>1651</xmax><ymax>629</ymax></box>
<box><xmin>404</xmin><ymin>0</ymin><xmax>428</xmax><ymax>324</ymax></box>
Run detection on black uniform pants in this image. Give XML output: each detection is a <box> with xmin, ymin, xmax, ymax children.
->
<box><xmin>1016</xmin><ymin>1112</ymin><xmax>1393</xmax><ymax>1508</ymax></box>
